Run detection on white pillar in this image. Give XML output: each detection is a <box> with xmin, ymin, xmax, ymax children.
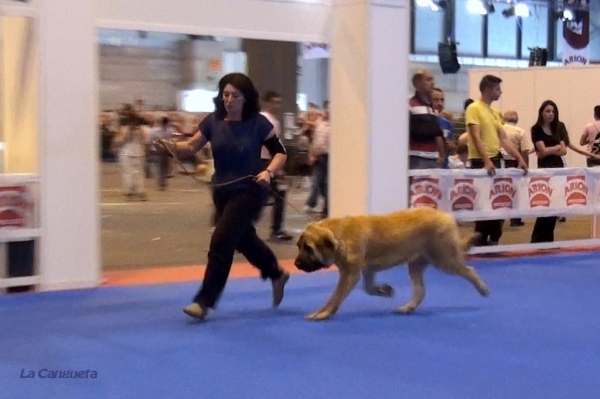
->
<box><xmin>329</xmin><ymin>0</ymin><xmax>410</xmax><ymax>217</ymax></box>
<box><xmin>38</xmin><ymin>0</ymin><xmax>100</xmax><ymax>290</ymax></box>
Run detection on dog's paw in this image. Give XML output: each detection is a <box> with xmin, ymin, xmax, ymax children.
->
<box><xmin>394</xmin><ymin>304</ymin><xmax>416</xmax><ymax>315</ymax></box>
<box><xmin>365</xmin><ymin>284</ymin><xmax>395</xmax><ymax>297</ymax></box>
<box><xmin>305</xmin><ymin>310</ymin><xmax>333</xmax><ymax>321</ymax></box>
<box><xmin>376</xmin><ymin>284</ymin><xmax>395</xmax><ymax>297</ymax></box>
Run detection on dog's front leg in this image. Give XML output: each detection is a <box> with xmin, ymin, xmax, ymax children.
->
<box><xmin>362</xmin><ymin>267</ymin><xmax>395</xmax><ymax>297</ymax></box>
<box><xmin>396</xmin><ymin>259</ymin><xmax>427</xmax><ymax>314</ymax></box>
<box><xmin>306</xmin><ymin>270</ymin><xmax>360</xmax><ymax>321</ymax></box>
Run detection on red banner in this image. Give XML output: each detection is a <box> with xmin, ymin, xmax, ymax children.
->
<box><xmin>409</xmin><ymin>168</ymin><xmax>600</xmax><ymax>221</ymax></box>
<box><xmin>0</xmin><ymin>186</ymin><xmax>34</xmax><ymax>228</ymax></box>
<box><xmin>562</xmin><ymin>1</ymin><xmax>590</xmax><ymax>66</ymax></box>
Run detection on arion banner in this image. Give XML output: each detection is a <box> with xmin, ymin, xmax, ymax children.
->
<box><xmin>0</xmin><ymin>185</ymin><xmax>34</xmax><ymax>228</ymax></box>
<box><xmin>562</xmin><ymin>0</ymin><xmax>590</xmax><ymax>66</ymax></box>
<box><xmin>409</xmin><ymin>168</ymin><xmax>600</xmax><ymax>221</ymax></box>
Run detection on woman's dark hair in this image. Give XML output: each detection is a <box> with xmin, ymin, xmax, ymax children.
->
<box><xmin>213</xmin><ymin>73</ymin><xmax>260</xmax><ymax>120</ymax></box>
<box><xmin>534</xmin><ymin>100</ymin><xmax>560</xmax><ymax>136</ymax></box>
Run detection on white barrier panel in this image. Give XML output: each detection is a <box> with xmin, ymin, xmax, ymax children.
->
<box><xmin>0</xmin><ymin>173</ymin><xmax>39</xmax><ymax>230</ymax></box>
<box><xmin>409</xmin><ymin>167</ymin><xmax>600</xmax><ymax>222</ymax></box>
<box><xmin>0</xmin><ymin>173</ymin><xmax>41</xmax><ymax>292</ymax></box>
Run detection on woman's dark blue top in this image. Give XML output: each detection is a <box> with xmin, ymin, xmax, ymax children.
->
<box><xmin>199</xmin><ymin>112</ymin><xmax>273</xmax><ymax>186</ymax></box>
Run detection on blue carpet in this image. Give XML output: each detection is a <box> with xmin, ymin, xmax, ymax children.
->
<box><xmin>1</xmin><ymin>251</ymin><xmax>600</xmax><ymax>399</ymax></box>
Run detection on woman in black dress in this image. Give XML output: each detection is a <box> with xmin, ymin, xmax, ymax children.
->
<box><xmin>530</xmin><ymin>100</ymin><xmax>566</xmax><ymax>243</ymax></box>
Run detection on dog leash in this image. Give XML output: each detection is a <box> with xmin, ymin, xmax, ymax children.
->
<box><xmin>157</xmin><ymin>140</ymin><xmax>318</xmax><ymax>218</ymax></box>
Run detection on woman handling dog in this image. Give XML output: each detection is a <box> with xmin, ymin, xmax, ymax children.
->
<box><xmin>161</xmin><ymin>73</ymin><xmax>290</xmax><ymax>321</ymax></box>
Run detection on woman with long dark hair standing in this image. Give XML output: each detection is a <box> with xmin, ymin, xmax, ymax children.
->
<box><xmin>162</xmin><ymin>73</ymin><xmax>290</xmax><ymax>321</ymax></box>
<box><xmin>530</xmin><ymin>100</ymin><xmax>566</xmax><ymax>243</ymax></box>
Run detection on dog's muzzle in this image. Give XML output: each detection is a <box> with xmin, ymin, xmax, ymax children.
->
<box><xmin>294</xmin><ymin>257</ymin><xmax>326</xmax><ymax>273</ymax></box>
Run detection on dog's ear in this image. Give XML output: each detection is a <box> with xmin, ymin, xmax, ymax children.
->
<box><xmin>296</xmin><ymin>234</ymin><xmax>304</xmax><ymax>248</ymax></box>
<box><xmin>321</xmin><ymin>230</ymin><xmax>338</xmax><ymax>254</ymax></box>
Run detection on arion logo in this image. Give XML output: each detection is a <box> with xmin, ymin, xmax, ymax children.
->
<box><xmin>489</xmin><ymin>177</ymin><xmax>516</xmax><ymax>210</ymax></box>
<box><xmin>528</xmin><ymin>177</ymin><xmax>553</xmax><ymax>208</ymax></box>
<box><xmin>564</xmin><ymin>175</ymin><xmax>588</xmax><ymax>207</ymax></box>
<box><xmin>450</xmin><ymin>178</ymin><xmax>477</xmax><ymax>211</ymax></box>
<box><xmin>409</xmin><ymin>177</ymin><xmax>441</xmax><ymax>209</ymax></box>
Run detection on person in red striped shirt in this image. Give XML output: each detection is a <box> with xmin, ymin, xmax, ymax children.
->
<box><xmin>408</xmin><ymin>70</ymin><xmax>445</xmax><ymax>169</ymax></box>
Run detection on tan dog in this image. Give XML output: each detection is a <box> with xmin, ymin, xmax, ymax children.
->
<box><xmin>293</xmin><ymin>207</ymin><xmax>490</xmax><ymax>321</ymax></box>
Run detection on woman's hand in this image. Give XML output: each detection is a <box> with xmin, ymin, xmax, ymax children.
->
<box><xmin>255</xmin><ymin>170</ymin><xmax>272</xmax><ymax>186</ymax></box>
<box><xmin>156</xmin><ymin>139</ymin><xmax>177</xmax><ymax>152</ymax></box>
<box><xmin>517</xmin><ymin>158</ymin><xmax>528</xmax><ymax>175</ymax></box>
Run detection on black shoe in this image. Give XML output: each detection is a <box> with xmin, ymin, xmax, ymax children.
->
<box><xmin>272</xmin><ymin>272</ymin><xmax>290</xmax><ymax>308</ymax></box>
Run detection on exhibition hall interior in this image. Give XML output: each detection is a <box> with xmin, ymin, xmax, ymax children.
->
<box><xmin>2</xmin><ymin>0</ymin><xmax>600</xmax><ymax>397</ymax></box>
<box><xmin>94</xmin><ymin>0</ymin><xmax>600</xmax><ymax>273</ymax></box>
<box><xmin>0</xmin><ymin>0</ymin><xmax>598</xmax><ymax>282</ymax></box>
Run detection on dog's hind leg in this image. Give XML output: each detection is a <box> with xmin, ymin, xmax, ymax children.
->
<box><xmin>362</xmin><ymin>267</ymin><xmax>395</xmax><ymax>297</ymax></box>
<box><xmin>306</xmin><ymin>269</ymin><xmax>361</xmax><ymax>321</ymax></box>
<box><xmin>395</xmin><ymin>258</ymin><xmax>428</xmax><ymax>314</ymax></box>
<box><xmin>427</xmin><ymin>245</ymin><xmax>490</xmax><ymax>297</ymax></box>
<box><xmin>456</xmin><ymin>264</ymin><xmax>490</xmax><ymax>297</ymax></box>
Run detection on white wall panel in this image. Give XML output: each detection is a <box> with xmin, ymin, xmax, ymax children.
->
<box><xmin>0</xmin><ymin>0</ymin><xmax>39</xmax><ymax>17</ymax></box>
<box><xmin>38</xmin><ymin>0</ymin><xmax>100</xmax><ymax>290</ymax></box>
<box><xmin>95</xmin><ymin>0</ymin><xmax>331</xmax><ymax>43</ymax></box>
<box><xmin>499</xmin><ymin>69</ymin><xmax>534</xmax><ymax>129</ymax></box>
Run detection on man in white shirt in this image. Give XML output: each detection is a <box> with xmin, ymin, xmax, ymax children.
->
<box><xmin>258</xmin><ymin>91</ymin><xmax>292</xmax><ymax>241</ymax></box>
<box><xmin>309</xmin><ymin>100</ymin><xmax>330</xmax><ymax>218</ymax></box>
<box><xmin>501</xmin><ymin>110</ymin><xmax>532</xmax><ymax>163</ymax></box>
<box><xmin>501</xmin><ymin>110</ymin><xmax>531</xmax><ymax>227</ymax></box>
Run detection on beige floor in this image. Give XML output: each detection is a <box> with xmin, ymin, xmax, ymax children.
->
<box><xmin>100</xmin><ymin>162</ymin><xmax>595</xmax><ymax>271</ymax></box>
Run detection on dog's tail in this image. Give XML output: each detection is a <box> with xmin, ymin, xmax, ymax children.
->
<box><xmin>460</xmin><ymin>232</ymin><xmax>482</xmax><ymax>252</ymax></box>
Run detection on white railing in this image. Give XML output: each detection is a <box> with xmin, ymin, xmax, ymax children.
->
<box><xmin>409</xmin><ymin>167</ymin><xmax>600</xmax><ymax>254</ymax></box>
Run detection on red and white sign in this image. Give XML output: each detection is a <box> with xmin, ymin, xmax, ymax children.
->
<box><xmin>490</xmin><ymin>177</ymin><xmax>516</xmax><ymax>210</ymax></box>
<box><xmin>450</xmin><ymin>178</ymin><xmax>477</xmax><ymax>211</ymax></box>
<box><xmin>208</xmin><ymin>58</ymin><xmax>221</xmax><ymax>72</ymax></box>
<box><xmin>410</xmin><ymin>177</ymin><xmax>441</xmax><ymax>209</ymax></box>
<box><xmin>564</xmin><ymin>175</ymin><xmax>588</xmax><ymax>207</ymax></box>
<box><xmin>562</xmin><ymin>1</ymin><xmax>590</xmax><ymax>66</ymax></box>
<box><xmin>0</xmin><ymin>185</ymin><xmax>34</xmax><ymax>228</ymax></box>
<box><xmin>408</xmin><ymin>168</ymin><xmax>600</xmax><ymax>221</ymax></box>
<box><xmin>528</xmin><ymin>177</ymin><xmax>552</xmax><ymax>208</ymax></box>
